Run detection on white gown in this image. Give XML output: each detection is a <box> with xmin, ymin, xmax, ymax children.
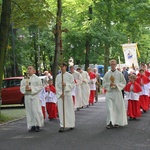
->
<box><xmin>72</xmin><ymin>70</ymin><xmax>83</xmax><ymax>108</ymax></box>
<box><xmin>103</xmin><ymin>70</ymin><xmax>128</xmax><ymax>126</ymax></box>
<box><xmin>20</xmin><ymin>74</ymin><xmax>44</xmax><ymax>129</ymax></box>
<box><xmin>56</xmin><ymin>72</ymin><xmax>75</xmax><ymax>128</ymax></box>
<box><xmin>80</xmin><ymin>71</ymin><xmax>90</xmax><ymax>106</ymax></box>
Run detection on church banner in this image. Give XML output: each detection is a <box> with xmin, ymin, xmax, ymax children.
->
<box><xmin>122</xmin><ymin>43</ymin><xmax>139</xmax><ymax>68</ymax></box>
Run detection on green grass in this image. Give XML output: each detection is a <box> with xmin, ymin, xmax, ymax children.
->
<box><xmin>0</xmin><ymin>114</ymin><xmax>12</xmax><ymax>123</ymax></box>
<box><xmin>0</xmin><ymin>108</ymin><xmax>26</xmax><ymax>124</ymax></box>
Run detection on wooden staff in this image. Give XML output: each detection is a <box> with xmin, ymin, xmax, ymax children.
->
<box><xmin>60</xmin><ymin>36</ymin><xmax>65</xmax><ymax>130</ymax></box>
<box><xmin>59</xmin><ymin>24</ymin><xmax>68</xmax><ymax>130</ymax></box>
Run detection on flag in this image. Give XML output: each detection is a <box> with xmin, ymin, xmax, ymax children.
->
<box><xmin>122</xmin><ymin>43</ymin><xmax>139</xmax><ymax>68</ymax></box>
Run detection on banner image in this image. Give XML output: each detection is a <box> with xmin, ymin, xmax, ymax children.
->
<box><xmin>122</xmin><ymin>43</ymin><xmax>139</xmax><ymax>68</ymax></box>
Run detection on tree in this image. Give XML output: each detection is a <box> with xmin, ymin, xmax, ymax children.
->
<box><xmin>0</xmin><ymin>0</ymin><xmax>11</xmax><ymax>100</ymax></box>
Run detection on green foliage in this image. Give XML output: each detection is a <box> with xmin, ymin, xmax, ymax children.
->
<box><xmin>11</xmin><ymin>0</ymin><xmax>54</xmax><ymax>28</ymax></box>
<box><xmin>1</xmin><ymin>0</ymin><xmax>150</xmax><ymax>77</ymax></box>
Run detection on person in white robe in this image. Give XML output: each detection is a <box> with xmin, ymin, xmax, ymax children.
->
<box><xmin>77</xmin><ymin>68</ymin><xmax>90</xmax><ymax>107</ymax></box>
<box><xmin>20</xmin><ymin>66</ymin><xmax>44</xmax><ymax>132</ymax></box>
<box><xmin>39</xmin><ymin>87</ymin><xmax>46</xmax><ymax>119</ymax></box>
<box><xmin>103</xmin><ymin>59</ymin><xmax>128</xmax><ymax>129</ymax></box>
<box><xmin>56</xmin><ymin>63</ymin><xmax>75</xmax><ymax>132</ymax></box>
<box><xmin>70</xmin><ymin>66</ymin><xmax>83</xmax><ymax>110</ymax></box>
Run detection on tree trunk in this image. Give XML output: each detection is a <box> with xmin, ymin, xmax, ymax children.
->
<box><xmin>104</xmin><ymin>43</ymin><xmax>110</xmax><ymax>73</ymax></box>
<box><xmin>84</xmin><ymin>5</ymin><xmax>92</xmax><ymax>71</ymax></box>
<box><xmin>52</xmin><ymin>0</ymin><xmax>62</xmax><ymax>85</ymax></box>
<box><xmin>33</xmin><ymin>33</ymin><xmax>38</xmax><ymax>75</ymax></box>
<box><xmin>84</xmin><ymin>40</ymin><xmax>90</xmax><ymax>71</ymax></box>
<box><xmin>104</xmin><ymin>0</ymin><xmax>112</xmax><ymax>73</ymax></box>
<box><xmin>0</xmin><ymin>0</ymin><xmax>11</xmax><ymax>100</ymax></box>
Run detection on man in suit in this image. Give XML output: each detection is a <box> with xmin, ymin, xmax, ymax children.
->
<box><xmin>122</xmin><ymin>66</ymin><xmax>129</xmax><ymax>98</ymax></box>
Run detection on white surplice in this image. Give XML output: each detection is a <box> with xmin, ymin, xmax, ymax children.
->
<box><xmin>80</xmin><ymin>70</ymin><xmax>90</xmax><ymax>106</ymax></box>
<box><xmin>45</xmin><ymin>91</ymin><xmax>57</xmax><ymax>103</ymax></box>
<box><xmin>72</xmin><ymin>70</ymin><xmax>83</xmax><ymax>108</ymax></box>
<box><xmin>39</xmin><ymin>87</ymin><xmax>46</xmax><ymax>106</ymax></box>
<box><xmin>124</xmin><ymin>84</ymin><xmax>141</xmax><ymax>101</ymax></box>
<box><xmin>56</xmin><ymin>72</ymin><xmax>75</xmax><ymax>128</ymax></box>
<box><xmin>20</xmin><ymin>74</ymin><xmax>44</xmax><ymax>129</ymax></box>
<box><xmin>103</xmin><ymin>70</ymin><xmax>128</xmax><ymax>126</ymax></box>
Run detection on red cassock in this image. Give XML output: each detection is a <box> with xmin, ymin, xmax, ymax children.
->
<box><xmin>42</xmin><ymin>106</ymin><xmax>46</xmax><ymax>119</ymax></box>
<box><xmin>88</xmin><ymin>72</ymin><xmax>96</xmax><ymax>104</ymax></box>
<box><xmin>124</xmin><ymin>81</ymin><xmax>142</xmax><ymax>118</ymax></box>
<box><xmin>45</xmin><ymin>85</ymin><xmax>58</xmax><ymax>120</ymax></box>
<box><xmin>136</xmin><ymin>75</ymin><xmax>150</xmax><ymax>111</ymax></box>
<box><xmin>145</xmin><ymin>70</ymin><xmax>150</xmax><ymax>78</ymax></box>
<box><xmin>145</xmin><ymin>71</ymin><xmax>150</xmax><ymax>107</ymax></box>
<box><xmin>137</xmin><ymin>71</ymin><xmax>150</xmax><ymax>78</ymax></box>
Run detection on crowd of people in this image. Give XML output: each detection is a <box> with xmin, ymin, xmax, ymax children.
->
<box><xmin>103</xmin><ymin>60</ymin><xmax>150</xmax><ymax>129</ymax></box>
<box><xmin>20</xmin><ymin>60</ymin><xmax>150</xmax><ymax>132</ymax></box>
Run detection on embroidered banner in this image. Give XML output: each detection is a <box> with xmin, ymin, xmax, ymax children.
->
<box><xmin>122</xmin><ymin>43</ymin><xmax>139</xmax><ymax>68</ymax></box>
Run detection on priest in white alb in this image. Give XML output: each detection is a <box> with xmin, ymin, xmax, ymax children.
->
<box><xmin>56</xmin><ymin>63</ymin><xmax>75</xmax><ymax>132</ymax></box>
<box><xmin>20</xmin><ymin>65</ymin><xmax>44</xmax><ymax>132</ymax></box>
<box><xmin>103</xmin><ymin>59</ymin><xmax>128</xmax><ymax>129</ymax></box>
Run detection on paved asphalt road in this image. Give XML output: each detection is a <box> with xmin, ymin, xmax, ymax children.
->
<box><xmin>0</xmin><ymin>95</ymin><xmax>150</xmax><ymax>150</ymax></box>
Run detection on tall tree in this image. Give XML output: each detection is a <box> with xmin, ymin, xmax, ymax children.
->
<box><xmin>52</xmin><ymin>0</ymin><xmax>62</xmax><ymax>85</ymax></box>
<box><xmin>85</xmin><ymin>5</ymin><xmax>92</xmax><ymax>71</ymax></box>
<box><xmin>0</xmin><ymin>0</ymin><xmax>11</xmax><ymax>99</ymax></box>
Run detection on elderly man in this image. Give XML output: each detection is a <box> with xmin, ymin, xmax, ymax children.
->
<box><xmin>93</xmin><ymin>68</ymin><xmax>101</xmax><ymax>103</ymax></box>
<box><xmin>122</xmin><ymin>66</ymin><xmax>129</xmax><ymax>98</ymax></box>
<box><xmin>20</xmin><ymin>65</ymin><xmax>44</xmax><ymax>132</ymax></box>
<box><xmin>103</xmin><ymin>59</ymin><xmax>128</xmax><ymax>129</ymax></box>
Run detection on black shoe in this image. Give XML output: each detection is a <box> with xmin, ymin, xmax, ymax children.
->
<box><xmin>143</xmin><ymin>110</ymin><xmax>147</xmax><ymax>113</ymax></box>
<box><xmin>70</xmin><ymin>127</ymin><xmax>74</xmax><ymax>130</ymax></box>
<box><xmin>28</xmin><ymin>126</ymin><xmax>35</xmax><ymax>132</ymax></box>
<box><xmin>59</xmin><ymin>127</ymin><xmax>64</xmax><ymax>132</ymax></box>
<box><xmin>114</xmin><ymin>124</ymin><xmax>119</xmax><ymax>128</ymax></box>
<box><xmin>106</xmin><ymin>124</ymin><xmax>114</xmax><ymax>129</ymax></box>
<box><xmin>35</xmin><ymin>126</ymin><xmax>40</xmax><ymax>132</ymax></box>
<box><xmin>77</xmin><ymin>108</ymin><xmax>80</xmax><ymax>111</ymax></box>
<box><xmin>106</xmin><ymin>121</ymin><xmax>114</xmax><ymax>129</ymax></box>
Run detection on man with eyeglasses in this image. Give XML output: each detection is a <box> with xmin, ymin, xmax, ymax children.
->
<box><xmin>103</xmin><ymin>59</ymin><xmax>128</xmax><ymax>129</ymax></box>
